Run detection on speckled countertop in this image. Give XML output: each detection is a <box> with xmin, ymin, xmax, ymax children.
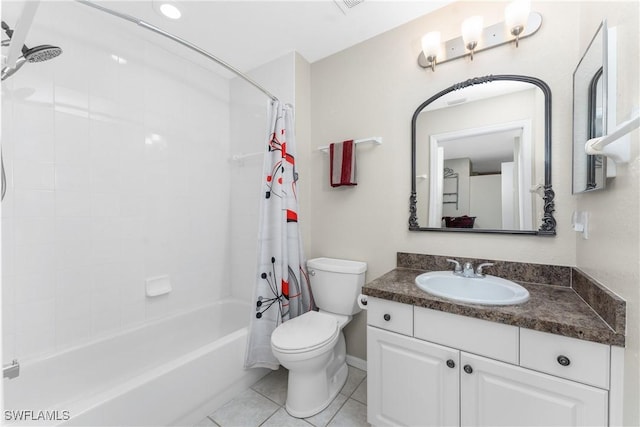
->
<box><xmin>363</xmin><ymin>266</ymin><xmax>625</xmax><ymax>347</ymax></box>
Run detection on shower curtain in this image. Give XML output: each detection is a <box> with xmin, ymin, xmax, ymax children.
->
<box><xmin>244</xmin><ymin>101</ymin><xmax>315</xmax><ymax>369</ymax></box>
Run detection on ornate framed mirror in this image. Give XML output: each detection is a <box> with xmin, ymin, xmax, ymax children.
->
<box><xmin>409</xmin><ymin>75</ymin><xmax>556</xmax><ymax>235</ymax></box>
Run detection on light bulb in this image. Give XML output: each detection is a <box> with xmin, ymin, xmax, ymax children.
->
<box><xmin>421</xmin><ymin>32</ymin><xmax>441</xmax><ymax>71</ymax></box>
<box><xmin>505</xmin><ymin>0</ymin><xmax>530</xmax><ymax>46</ymax></box>
<box><xmin>461</xmin><ymin>16</ymin><xmax>483</xmax><ymax>60</ymax></box>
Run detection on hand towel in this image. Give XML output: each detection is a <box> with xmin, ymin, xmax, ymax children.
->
<box><xmin>329</xmin><ymin>140</ymin><xmax>357</xmax><ymax>187</ymax></box>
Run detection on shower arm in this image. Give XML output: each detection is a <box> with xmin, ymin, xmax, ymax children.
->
<box><xmin>75</xmin><ymin>0</ymin><xmax>279</xmax><ymax>103</ymax></box>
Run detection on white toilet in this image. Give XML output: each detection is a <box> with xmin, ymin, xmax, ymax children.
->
<box><xmin>271</xmin><ymin>257</ymin><xmax>367</xmax><ymax>418</ymax></box>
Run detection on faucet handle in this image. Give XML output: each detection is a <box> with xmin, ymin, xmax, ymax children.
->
<box><xmin>475</xmin><ymin>262</ymin><xmax>494</xmax><ymax>276</ymax></box>
<box><xmin>446</xmin><ymin>259</ymin><xmax>462</xmax><ymax>273</ymax></box>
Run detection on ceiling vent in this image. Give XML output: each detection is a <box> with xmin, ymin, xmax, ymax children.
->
<box><xmin>333</xmin><ymin>0</ymin><xmax>365</xmax><ymax>15</ymax></box>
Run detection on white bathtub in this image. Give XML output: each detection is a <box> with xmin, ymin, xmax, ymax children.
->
<box><xmin>4</xmin><ymin>299</ymin><xmax>268</xmax><ymax>426</ymax></box>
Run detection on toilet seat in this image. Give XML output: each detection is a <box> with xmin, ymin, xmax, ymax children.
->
<box><xmin>271</xmin><ymin>311</ymin><xmax>339</xmax><ymax>354</ymax></box>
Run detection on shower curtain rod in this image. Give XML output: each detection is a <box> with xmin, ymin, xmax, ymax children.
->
<box><xmin>75</xmin><ymin>0</ymin><xmax>279</xmax><ymax>102</ymax></box>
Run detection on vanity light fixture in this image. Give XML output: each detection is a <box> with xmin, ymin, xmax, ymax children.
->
<box><xmin>461</xmin><ymin>16</ymin><xmax>483</xmax><ymax>60</ymax></box>
<box><xmin>418</xmin><ymin>2</ymin><xmax>542</xmax><ymax>71</ymax></box>
<box><xmin>421</xmin><ymin>32</ymin><xmax>441</xmax><ymax>71</ymax></box>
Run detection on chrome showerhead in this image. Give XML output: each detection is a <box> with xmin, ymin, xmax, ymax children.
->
<box><xmin>23</xmin><ymin>44</ymin><xmax>62</xmax><ymax>63</ymax></box>
<box><xmin>1</xmin><ymin>20</ymin><xmax>62</xmax><ymax>81</ymax></box>
<box><xmin>1</xmin><ymin>45</ymin><xmax>63</xmax><ymax>81</ymax></box>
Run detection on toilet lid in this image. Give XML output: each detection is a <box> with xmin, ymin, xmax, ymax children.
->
<box><xmin>271</xmin><ymin>311</ymin><xmax>339</xmax><ymax>353</ymax></box>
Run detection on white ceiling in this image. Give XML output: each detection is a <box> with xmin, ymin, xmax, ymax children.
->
<box><xmin>72</xmin><ymin>0</ymin><xmax>453</xmax><ymax>73</ymax></box>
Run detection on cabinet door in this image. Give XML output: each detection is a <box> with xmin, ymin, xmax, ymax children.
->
<box><xmin>460</xmin><ymin>352</ymin><xmax>608</xmax><ymax>427</ymax></box>
<box><xmin>367</xmin><ymin>326</ymin><xmax>459</xmax><ymax>427</ymax></box>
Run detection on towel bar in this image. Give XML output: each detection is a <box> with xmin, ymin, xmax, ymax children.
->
<box><xmin>317</xmin><ymin>137</ymin><xmax>382</xmax><ymax>153</ymax></box>
<box><xmin>585</xmin><ymin>114</ymin><xmax>639</xmax><ymax>163</ymax></box>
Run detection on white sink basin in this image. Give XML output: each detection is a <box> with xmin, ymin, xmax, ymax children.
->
<box><xmin>415</xmin><ymin>271</ymin><xmax>530</xmax><ymax>305</ymax></box>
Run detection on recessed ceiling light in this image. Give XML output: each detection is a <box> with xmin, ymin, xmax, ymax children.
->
<box><xmin>153</xmin><ymin>1</ymin><xmax>182</xmax><ymax>20</ymax></box>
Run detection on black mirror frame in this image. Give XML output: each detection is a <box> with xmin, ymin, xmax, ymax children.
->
<box><xmin>409</xmin><ymin>74</ymin><xmax>556</xmax><ymax>236</ymax></box>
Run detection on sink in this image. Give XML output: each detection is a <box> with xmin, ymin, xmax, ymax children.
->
<box><xmin>414</xmin><ymin>271</ymin><xmax>530</xmax><ymax>305</ymax></box>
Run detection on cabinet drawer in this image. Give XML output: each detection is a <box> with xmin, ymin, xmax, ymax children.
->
<box><xmin>520</xmin><ymin>328</ymin><xmax>610</xmax><ymax>389</ymax></box>
<box><xmin>367</xmin><ymin>297</ymin><xmax>413</xmax><ymax>336</ymax></box>
<box><xmin>414</xmin><ymin>307</ymin><xmax>519</xmax><ymax>364</ymax></box>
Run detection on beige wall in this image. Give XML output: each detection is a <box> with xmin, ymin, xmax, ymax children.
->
<box><xmin>574</xmin><ymin>2</ymin><xmax>640</xmax><ymax>425</ymax></box>
<box><xmin>309</xmin><ymin>2</ymin><xmax>638</xmax><ymax>423</ymax></box>
<box><xmin>295</xmin><ymin>53</ymin><xmax>313</xmax><ymax>258</ymax></box>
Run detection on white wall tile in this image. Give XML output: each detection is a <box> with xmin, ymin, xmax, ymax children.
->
<box><xmin>91</xmin><ymin>288</ymin><xmax>121</xmax><ymax>337</ymax></box>
<box><xmin>3</xmin><ymin>5</ymin><xmax>239</xmax><ymax>361</ymax></box>
<box><xmin>14</xmin><ymin>243</ymin><xmax>56</xmax><ymax>277</ymax></box>
<box><xmin>13</xmin><ymin>190</ymin><xmax>55</xmax><ymax>217</ymax></box>
<box><xmin>14</xmin><ymin>273</ymin><xmax>56</xmax><ymax>304</ymax></box>
<box><xmin>55</xmin><ymin>240</ymin><xmax>92</xmax><ymax>271</ymax></box>
<box><xmin>55</xmin><ymin>163</ymin><xmax>92</xmax><ymax>192</ymax></box>
<box><xmin>14</xmin><ymin>217</ymin><xmax>56</xmax><ymax>246</ymax></box>
<box><xmin>12</xmin><ymin>104</ymin><xmax>55</xmax><ymax>162</ymax></box>
<box><xmin>12</xmin><ymin>161</ymin><xmax>55</xmax><ymax>191</ymax></box>
<box><xmin>56</xmin><ymin>267</ymin><xmax>92</xmax><ymax>297</ymax></box>
<box><xmin>14</xmin><ymin>299</ymin><xmax>56</xmax><ymax>336</ymax></box>
<box><xmin>91</xmin><ymin>193</ymin><xmax>120</xmax><ymax>217</ymax></box>
<box><xmin>15</xmin><ymin>326</ymin><xmax>56</xmax><ymax>361</ymax></box>
<box><xmin>56</xmin><ymin>191</ymin><xmax>92</xmax><ymax>217</ymax></box>
<box><xmin>55</xmin><ymin>294</ymin><xmax>91</xmax><ymax>349</ymax></box>
<box><xmin>55</xmin><ymin>217</ymin><xmax>92</xmax><ymax>241</ymax></box>
<box><xmin>54</xmin><ymin>111</ymin><xmax>90</xmax><ymax>164</ymax></box>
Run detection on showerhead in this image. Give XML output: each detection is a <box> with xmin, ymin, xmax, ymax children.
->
<box><xmin>23</xmin><ymin>44</ymin><xmax>62</xmax><ymax>63</ymax></box>
<box><xmin>1</xmin><ymin>20</ymin><xmax>62</xmax><ymax>81</ymax></box>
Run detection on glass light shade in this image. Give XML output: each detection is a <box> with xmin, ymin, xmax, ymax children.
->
<box><xmin>505</xmin><ymin>0</ymin><xmax>530</xmax><ymax>30</ymax></box>
<box><xmin>461</xmin><ymin>16</ymin><xmax>484</xmax><ymax>47</ymax></box>
<box><xmin>421</xmin><ymin>32</ymin><xmax>441</xmax><ymax>59</ymax></box>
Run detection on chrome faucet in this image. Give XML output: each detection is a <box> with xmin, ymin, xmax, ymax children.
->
<box><xmin>446</xmin><ymin>259</ymin><xmax>494</xmax><ymax>278</ymax></box>
<box><xmin>462</xmin><ymin>262</ymin><xmax>475</xmax><ymax>278</ymax></box>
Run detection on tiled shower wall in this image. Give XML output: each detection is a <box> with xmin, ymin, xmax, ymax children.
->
<box><xmin>1</xmin><ymin>3</ymin><xmax>234</xmax><ymax>362</ymax></box>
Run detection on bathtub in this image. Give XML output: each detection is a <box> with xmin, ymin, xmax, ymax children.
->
<box><xmin>3</xmin><ymin>299</ymin><xmax>268</xmax><ymax>426</ymax></box>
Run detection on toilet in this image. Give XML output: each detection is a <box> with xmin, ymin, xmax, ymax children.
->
<box><xmin>271</xmin><ymin>257</ymin><xmax>367</xmax><ymax>418</ymax></box>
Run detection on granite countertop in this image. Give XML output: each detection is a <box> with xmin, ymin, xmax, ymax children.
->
<box><xmin>362</xmin><ymin>267</ymin><xmax>625</xmax><ymax>347</ymax></box>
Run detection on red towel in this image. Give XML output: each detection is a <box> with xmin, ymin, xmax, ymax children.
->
<box><xmin>329</xmin><ymin>140</ymin><xmax>357</xmax><ymax>187</ymax></box>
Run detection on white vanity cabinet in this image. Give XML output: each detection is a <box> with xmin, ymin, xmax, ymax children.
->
<box><xmin>366</xmin><ymin>297</ymin><xmax>611</xmax><ymax>427</ymax></box>
<box><xmin>460</xmin><ymin>352</ymin><xmax>608</xmax><ymax>426</ymax></box>
<box><xmin>367</xmin><ymin>326</ymin><xmax>460</xmax><ymax>427</ymax></box>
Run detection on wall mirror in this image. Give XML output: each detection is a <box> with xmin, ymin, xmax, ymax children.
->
<box><xmin>572</xmin><ymin>20</ymin><xmax>609</xmax><ymax>193</ymax></box>
<box><xmin>409</xmin><ymin>75</ymin><xmax>556</xmax><ymax>235</ymax></box>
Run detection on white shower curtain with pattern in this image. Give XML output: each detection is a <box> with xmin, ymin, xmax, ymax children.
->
<box><xmin>244</xmin><ymin>101</ymin><xmax>315</xmax><ymax>369</ymax></box>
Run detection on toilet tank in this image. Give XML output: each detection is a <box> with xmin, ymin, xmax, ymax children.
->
<box><xmin>307</xmin><ymin>257</ymin><xmax>367</xmax><ymax>316</ymax></box>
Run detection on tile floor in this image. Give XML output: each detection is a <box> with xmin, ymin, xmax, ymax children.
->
<box><xmin>194</xmin><ymin>366</ymin><xmax>369</xmax><ymax>427</ymax></box>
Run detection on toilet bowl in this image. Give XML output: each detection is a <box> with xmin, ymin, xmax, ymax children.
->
<box><xmin>270</xmin><ymin>257</ymin><xmax>367</xmax><ymax>418</ymax></box>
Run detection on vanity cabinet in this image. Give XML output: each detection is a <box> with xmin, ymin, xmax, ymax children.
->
<box><xmin>367</xmin><ymin>297</ymin><xmax>611</xmax><ymax>427</ymax></box>
<box><xmin>367</xmin><ymin>326</ymin><xmax>460</xmax><ymax>427</ymax></box>
<box><xmin>460</xmin><ymin>352</ymin><xmax>608</xmax><ymax>426</ymax></box>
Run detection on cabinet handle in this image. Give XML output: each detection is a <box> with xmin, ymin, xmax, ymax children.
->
<box><xmin>383</xmin><ymin>314</ymin><xmax>391</xmax><ymax>321</ymax></box>
<box><xmin>463</xmin><ymin>364</ymin><xmax>473</xmax><ymax>374</ymax></box>
<box><xmin>557</xmin><ymin>355</ymin><xmax>571</xmax><ymax>367</ymax></box>
<box><xmin>446</xmin><ymin>359</ymin><xmax>456</xmax><ymax>369</ymax></box>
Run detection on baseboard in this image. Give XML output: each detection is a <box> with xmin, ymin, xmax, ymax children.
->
<box><xmin>346</xmin><ymin>355</ymin><xmax>367</xmax><ymax>372</ymax></box>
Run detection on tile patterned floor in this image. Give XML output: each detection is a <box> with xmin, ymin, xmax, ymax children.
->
<box><xmin>195</xmin><ymin>366</ymin><xmax>369</xmax><ymax>427</ymax></box>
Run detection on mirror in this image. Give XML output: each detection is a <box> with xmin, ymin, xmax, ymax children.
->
<box><xmin>572</xmin><ymin>21</ymin><xmax>608</xmax><ymax>193</ymax></box>
<box><xmin>409</xmin><ymin>75</ymin><xmax>556</xmax><ymax>235</ymax></box>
